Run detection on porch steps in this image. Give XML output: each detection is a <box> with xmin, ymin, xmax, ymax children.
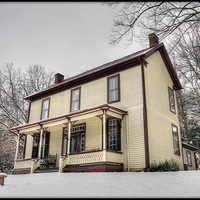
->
<box><xmin>35</xmin><ymin>168</ymin><xmax>59</xmax><ymax>173</ymax></box>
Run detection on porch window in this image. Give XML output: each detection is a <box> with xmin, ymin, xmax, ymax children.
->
<box><xmin>108</xmin><ymin>74</ymin><xmax>120</xmax><ymax>103</ymax></box>
<box><xmin>168</xmin><ymin>87</ymin><xmax>176</xmax><ymax>114</ymax></box>
<box><xmin>186</xmin><ymin>150</ymin><xmax>192</xmax><ymax>166</ymax></box>
<box><xmin>32</xmin><ymin>132</ymin><xmax>50</xmax><ymax>159</ymax></box>
<box><xmin>62</xmin><ymin>134</ymin><xmax>68</xmax><ymax>156</ymax></box>
<box><xmin>107</xmin><ymin>118</ymin><xmax>121</xmax><ymax>151</ymax></box>
<box><xmin>172</xmin><ymin>125</ymin><xmax>180</xmax><ymax>155</ymax></box>
<box><xmin>41</xmin><ymin>132</ymin><xmax>50</xmax><ymax>158</ymax></box>
<box><xmin>32</xmin><ymin>133</ymin><xmax>40</xmax><ymax>158</ymax></box>
<box><xmin>71</xmin><ymin>87</ymin><xmax>81</xmax><ymax>112</ymax></box>
<box><xmin>17</xmin><ymin>134</ymin><xmax>27</xmax><ymax>160</ymax></box>
<box><xmin>41</xmin><ymin>98</ymin><xmax>50</xmax><ymax>120</ymax></box>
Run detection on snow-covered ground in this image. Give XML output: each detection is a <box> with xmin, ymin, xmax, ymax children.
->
<box><xmin>0</xmin><ymin>171</ymin><xmax>200</xmax><ymax>198</ymax></box>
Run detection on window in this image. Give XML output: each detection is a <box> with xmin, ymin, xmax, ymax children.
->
<box><xmin>62</xmin><ymin>131</ymin><xmax>68</xmax><ymax>156</ymax></box>
<box><xmin>32</xmin><ymin>133</ymin><xmax>40</xmax><ymax>158</ymax></box>
<box><xmin>32</xmin><ymin>132</ymin><xmax>50</xmax><ymax>159</ymax></box>
<box><xmin>17</xmin><ymin>134</ymin><xmax>27</xmax><ymax>160</ymax></box>
<box><xmin>62</xmin><ymin>124</ymin><xmax>85</xmax><ymax>155</ymax></box>
<box><xmin>168</xmin><ymin>87</ymin><xmax>176</xmax><ymax>113</ymax></box>
<box><xmin>186</xmin><ymin>150</ymin><xmax>192</xmax><ymax>166</ymax></box>
<box><xmin>108</xmin><ymin>74</ymin><xmax>120</xmax><ymax>103</ymax></box>
<box><xmin>71</xmin><ymin>87</ymin><xmax>81</xmax><ymax>112</ymax></box>
<box><xmin>172</xmin><ymin>125</ymin><xmax>180</xmax><ymax>155</ymax></box>
<box><xmin>41</xmin><ymin>132</ymin><xmax>50</xmax><ymax>158</ymax></box>
<box><xmin>41</xmin><ymin>98</ymin><xmax>50</xmax><ymax>120</ymax></box>
<box><xmin>107</xmin><ymin>118</ymin><xmax>121</xmax><ymax>151</ymax></box>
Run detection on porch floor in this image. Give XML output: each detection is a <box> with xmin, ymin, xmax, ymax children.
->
<box><xmin>35</xmin><ymin>168</ymin><xmax>59</xmax><ymax>173</ymax></box>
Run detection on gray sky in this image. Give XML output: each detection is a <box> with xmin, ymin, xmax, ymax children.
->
<box><xmin>0</xmin><ymin>2</ymin><xmax>144</xmax><ymax>78</ymax></box>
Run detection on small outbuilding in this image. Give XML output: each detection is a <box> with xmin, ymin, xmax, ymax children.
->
<box><xmin>182</xmin><ymin>142</ymin><xmax>199</xmax><ymax>170</ymax></box>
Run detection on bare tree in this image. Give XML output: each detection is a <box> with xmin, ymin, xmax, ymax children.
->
<box><xmin>0</xmin><ymin>63</ymin><xmax>54</xmax><ymax>131</ymax></box>
<box><xmin>170</xmin><ymin>25</ymin><xmax>200</xmax><ymax>147</ymax></box>
<box><xmin>104</xmin><ymin>2</ymin><xmax>200</xmax><ymax>47</ymax></box>
<box><xmin>0</xmin><ymin>63</ymin><xmax>54</xmax><ymax>173</ymax></box>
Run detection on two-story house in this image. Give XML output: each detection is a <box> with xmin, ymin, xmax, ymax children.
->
<box><xmin>11</xmin><ymin>33</ymin><xmax>185</xmax><ymax>174</ymax></box>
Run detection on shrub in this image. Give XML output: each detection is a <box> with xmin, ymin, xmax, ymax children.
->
<box><xmin>148</xmin><ymin>158</ymin><xmax>179</xmax><ymax>172</ymax></box>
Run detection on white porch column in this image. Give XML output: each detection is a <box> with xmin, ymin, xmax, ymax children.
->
<box><xmin>102</xmin><ymin>109</ymin><xmax>107</xmax><ymax>162</ymax></box>
<box><xmin>38</xmin><ymin>126</ymin><xmax>44</xmax><ymax>159</ymax></box>
<box><xmin>14</xmin><ymin>131</ymin><xmax>20</xmax><ymax>161</ymax></box>
<box><xmin>67</xmin><ymin>119</ymin><xmax>71</xmax><ymax>156</ymax></box>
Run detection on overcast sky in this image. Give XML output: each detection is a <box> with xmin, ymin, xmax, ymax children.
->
<box><xmin>0</xmin><ymin>2</ymin><xmax>144</xmax><ymax>78</ymax></box>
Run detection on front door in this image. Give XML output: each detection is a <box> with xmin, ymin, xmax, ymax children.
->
<box><xmin>62</xmin><ymin>124</ymin><xmax>85</xmax><ymax>155</ymax></box>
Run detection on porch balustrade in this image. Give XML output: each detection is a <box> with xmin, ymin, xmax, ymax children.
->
<box><xmin>59</xmin><ymin>150</ymin><xmax>123</xmax><ymax>172</ymax></box>
<box><xmin>68</xmin><ymin>150</ymin><xmax>104</xmax><ymax>165</ymax></box>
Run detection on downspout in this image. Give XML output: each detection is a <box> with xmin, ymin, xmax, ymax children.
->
<box><xmin>139</xmin><ymin>56</ymin><xmax>150</xmax><ymax>170</ymax></box>
<box><xmin>126</xmin><ymin>114</ymin><xmax>130</xmax><ymax>172</ymax></box>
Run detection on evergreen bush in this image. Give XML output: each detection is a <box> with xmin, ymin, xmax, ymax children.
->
<box><xmin>148</xmin><ymin>158</ymin><xmax>179</xmax><ymax>172</ymax></box>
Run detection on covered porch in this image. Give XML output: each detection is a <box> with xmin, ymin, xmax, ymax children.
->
<box><xmin>12</xmin><ymin>104</ymin><xmax>128</xmax><ymax>174</ymax></box>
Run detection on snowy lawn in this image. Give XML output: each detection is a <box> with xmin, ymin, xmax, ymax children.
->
<box><xmin>0</xmin><ymin>171</ymin><xmax>200</xmax><ymax>198</ymax></box>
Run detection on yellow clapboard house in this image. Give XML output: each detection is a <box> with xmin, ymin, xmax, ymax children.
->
<box><xmin>12</xmin><ymin>33</ymin><xmax>193</xmax><ymax>174</ymax></box>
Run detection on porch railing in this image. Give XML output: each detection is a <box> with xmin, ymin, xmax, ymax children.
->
<box><xmin>30</xmin><ymin>159</ymin><xmax>41</xmax><ymax>173</ymax></box>
<box><xmin>59</xmin><ymin>149</ymin><xmax>123</xmax><ymax>172</ymax></box>
<box><xmin>68</xmin><ymin>150</ymin><xmax>104</xmax><ymax>165</ymax></box>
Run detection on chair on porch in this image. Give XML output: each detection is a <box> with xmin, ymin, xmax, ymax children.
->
<box><xmin>40</xmin><ymin>154</ymin><xmax>57</xmax><ymax>170</ymax></box>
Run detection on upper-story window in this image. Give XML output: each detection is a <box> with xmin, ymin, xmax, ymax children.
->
<box><xmin>71</xmin><ymin>87</ymin><xmax>81</xmax><ymax>112</ymax></box>
<box><xmin>168</xmin><ymin>87</ymin><xmax>176</xmax><ymax>114</ymax></box>
<box><xmin>108</xmin><ymin>74</ymin><xmax>120</xmax><ymax>103</ymax></box>
<box><xmin>41</xmin><ymin>98</ymin><xmax>50</xmax><ymax>120</ymax></box>
<box><xmin>172</xmin><ymin>124</ymin><xmax>180</xmax><ymax>155</ymax></box>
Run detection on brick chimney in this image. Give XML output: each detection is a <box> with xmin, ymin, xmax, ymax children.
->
<box><xmin>148</xmin><ymin>33</ymin><xmax>159</xmax><ymax>48</ymax></box>
<box><xmin>55</xmin><ymin>73</ymin><xmax>64</xmax><ymax>84</ymax></box>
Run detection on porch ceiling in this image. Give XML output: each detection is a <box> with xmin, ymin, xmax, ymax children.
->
<box><xmin>11</xmin><ymin>104</ymin><xmax>128</xmax><ymax>133</ymax></box>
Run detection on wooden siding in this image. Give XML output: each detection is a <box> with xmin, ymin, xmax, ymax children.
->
<box><xmin>145</xmin><ymin>51</ymin><xmax>184</xmax><ymax>170</ymax></box>
<box><xmin>24</xmin><ymin>65</ymin><xmax>145</xmax><ymax>171</ymax></box>
<box><xmin>14</xmin><ymin>159</ymin><xmax>32</xmax><ymax>169</ymax></box>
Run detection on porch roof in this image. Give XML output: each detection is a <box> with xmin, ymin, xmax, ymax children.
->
<box><xmin>182</xmin><ymin>142</ymin><xmax>199</xmax><ymax>151</ymax></box>
<box><xmin>11</xmin><ymin>104</ymin><xmax>128</xmax><ymax>132</ymax></box>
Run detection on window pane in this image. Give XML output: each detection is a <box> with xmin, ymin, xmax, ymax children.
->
<box><xmin>72</xmin><ymin>100</ymin><xmax>79</xmax><ymax>111</ymax></box>
<box><xmin>109</xmin><ymin>90</ymin><xmax>119</xmax><ymax>102</ymax></box>
<box><xmin>109</xmin><ymin>77</ymin><xmax>118</xmax><ymax>90</ymax></box>
<box><xmin>63</xmin><ymin>136</ymin><xmax>67</xmax><ymax>155</ymax></box>
<box><xmin>42</xmin><ymin>110</ymin><xmax>48</xmax><ymax>120</ymax></box>
<box><xmin>109</xmin><ymin>90</ymin><xmax>114</xmax><ymax>102</ymax></box>
<box><xmin>70</xmin><ymin>136</ymin><xmax>77</xmax><ymax>152</ymax></box>
<box><xmin>72</xmin><ymin>89</ymin><xmax>79</xmax><ymax>101</ymax></box>
<box><xmin>43</xmin><ymin>99</ymin><xmax>49</xmax><ymax>110</ymax></box>
<box><xmin>172</xmin><ymin>125</ymin><xmax>180</xmax><ymax>155</ymax></box>
<box><xmin>108</xmin><ymin>119</ymin><xmax>120</xmax><ymax>151</ymax></box>
<box><xmin>80</xmin><ymin>133</ymin><xmax>85</xmax><ymax>151</ymax></box>
<box><xmin>169</xmin><ymin>89</ymin><xmax>175</xmax><ymax>112</ymax></box>
<box><xmin>114</xmin><ymin>89</ymin><xmax>119</xmax><ymax>101</ymax></box>
<box><xmin>41</xmin><ymin>99</ymin><xmax>49</xmax><ymax>120</ymax></box>
<box><xmin>109</xmin><ymin>76</ymin><xmax>119</xmax><ymax>102</ymax></box>
<box><xmin>71</xmin><ymin>89</ymin><xmax>80</xmax><ymax>111</ymax></box>
<box><xmin>187</xmin><ymin>151</ymin><xmax>192</xmax><ymax>166</ymax></box>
